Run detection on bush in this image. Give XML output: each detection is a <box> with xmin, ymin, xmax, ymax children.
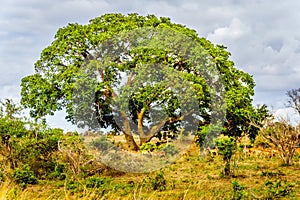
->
<box><xmin>146</xmin><ymin>171</ymin><xmax>167</xmax><ymax>191</ymax></box>
<box><xmin>13</xmin><ymin>165</ymin><xmax>38</xmax><ymax>188</ymax></box>
<box><xmin>58</xmin><ymin>134</ymin><xmax>94</xmax><ymax>176</ymax></box>
<box><xmin>48</xmin><ymin>163</ymin><xmax>67</xmax><ymax>180</ymax></box>
<box><xmin>85</xmin><ymin>177</ymin><xmax>110</xmax><ymax>188</ymax></box>
<box><xmin>216</xmin><ymin>135</ymin><xmax>237</xmax><ymax>176</ymax></box>
<box><xmin>251</xmin><ymin>116</ymin><xmax>300</xmax><ymax>165</ymax></box>
<box><xmin>140</xmin><ymin>142</ymin><xmax>157</xmax><ymax>152</ymax></box>
<box><xmin>231</xmin><ymin>180</ymin><xmax>248</xmax><ymax>200</ymax></box>
<box><xmin>261</xmin><ymin>170</ymin><xmax>284</xmax><ymax>178</ymax></box>
<box><xmin>0</xmin><ymin>99</ymin><xmax>106</xmax><ymax>182</ymax></box>
<box><xmin>66</xmin><ymin>179</ymin><xmax>80</xmax><ymax>192</ymax></box>
<box><xmin>0</xmin><ymin>99</ymin><xmax>66</xmax><ymax>177</ymax></box>
<box><xmin>265</xmin><ymin>179</ymin><xmax>294</xmax><ymax>199</ymax></box>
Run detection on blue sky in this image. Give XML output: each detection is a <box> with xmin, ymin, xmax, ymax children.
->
<box><xmin>1</xmin><ymin>0</ymin><xmax>300</xmax><ymax>130</ymax></box>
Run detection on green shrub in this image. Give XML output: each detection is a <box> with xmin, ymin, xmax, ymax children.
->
<box><xmin>0</xmin><ymin>99</ymin><xmax>65</xmax><ymax>176</ymax></box>
<box><xmin>216</xmin><ymin>136</ymin><xmax>236</xmax><ymax>161</ymax></box>
<box><xmin>0</xmin><ymin>99</ymin><xmax>95</xmax><ymax>182</ymax></box>
<box><xmin>140</xmin><ymin>142</ymin><xmax>157</xmax><ymax>152</ymax></box>
<box><xmin>48</xmin><ymin>163</ymin><xmax>67</xmax><ymax>180</ymax></box>
<box><xmin>264</xmin><ymin>179</ymin><xmax>294</xmax><ymax>199</ymax></box>
<box><xmin>150</xmin><ymin>171</ymin><xmax>167</xmax><ymax>191</ymax></box>
<box><xmin>85</xmin><ymin>176</ymin><xmax>110</xmax><ymax>188</ymax></box>
<box><xmin>13</xmin><ymin>165</ymin><xmax>38</xmax><ymax>188</ymax></box>
<box><xmin>111</xmin><ymin>182</ymin><xmax>135</xmax><ymax>196</ymax></box>
<box><xmin>231</xmin><ymin>180</ymin><xmax>248</xmax><ymax>200</ymax></box>
<box><xmin>216</xmin><ymin>135</ymin><xmax>237</xmax><ymax>176</ymax></box>
<box><xmin>66</xmin><ymin>179</ymin><xmax>80</xmax><ymax>191</ymax></box>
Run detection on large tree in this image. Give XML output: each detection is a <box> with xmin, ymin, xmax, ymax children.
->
<box><xmin>21</xmin><ymin>13</ymin><xmax>259</xmax><ymax>150</ymax></box>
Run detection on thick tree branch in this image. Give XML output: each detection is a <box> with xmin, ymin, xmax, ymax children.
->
<box><xmin>137</xmin><ymin>107</ymin><xmax>146</xmax><ymax>139</ymax></box>
<box><xmin>140</xmin><ymin>109</ymin><xmax>195</xmax><ymax>144</ymax></box>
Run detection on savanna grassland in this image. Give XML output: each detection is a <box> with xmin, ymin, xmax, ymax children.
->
<box><xmin>2</xmin><ymin>13</ymin><xmax>300</xmax><ymax>200</ymax></box>
<box><xmin>1</xmin><ymin>142</ymin><xmax>300</xmax><ymax>200</ymax></box>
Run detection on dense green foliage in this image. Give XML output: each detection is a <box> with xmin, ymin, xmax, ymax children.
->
<box><xmin>13</xmin><ymin>165</ymin><xmax>38</xmax><ymax>189</ymax></box>
<box><xmin>216</xmin><ymin>135</ymin><xmax>237</xmax><ymax>176</ymax></box>
<box><xmin>0</xmin><ymin>99</ymin><xmax>100</xmax><ymax>188</ymax></box>
<box><xmin>0</xmin><ymin>100</ymin><xmax>62</xmax><ymax>175</ymax></box>
<box><xmin>20</xmin><ymin>13</ymin><xmax>265</xmax><ymax>151</ymax></box>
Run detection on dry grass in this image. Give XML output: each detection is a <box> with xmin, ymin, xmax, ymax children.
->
<box><xmin>1</xmin><ymin>144</ymin><xmax>300</xmax><ymax>199</ymax></box>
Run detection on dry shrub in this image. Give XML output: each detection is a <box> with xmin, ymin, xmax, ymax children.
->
<box><xmin>251</xmin><ymin>116</ymin><xmax>300</xmax><ymax>165</ymax></box>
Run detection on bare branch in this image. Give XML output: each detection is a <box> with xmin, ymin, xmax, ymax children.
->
<box><xmin>249</xmin><ymin>115</ymin><xmax>300</xmax><ymax>165</ymax></box>
<box><xmin>286</xmin><ymin>88</ymin><xmax>300</xmax><ymax>116</ymax></box>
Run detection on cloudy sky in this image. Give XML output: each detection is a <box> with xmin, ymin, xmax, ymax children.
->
<box><xmin>1</xmin><ymin>0</ymin><xmax>300</xmax><ymax>129</ymax></box>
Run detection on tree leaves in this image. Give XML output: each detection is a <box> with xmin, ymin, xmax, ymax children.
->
<box><xmin>21</xmin><ymin>13</ymin><xmax>259</xmax><ymax>149</ymax></box>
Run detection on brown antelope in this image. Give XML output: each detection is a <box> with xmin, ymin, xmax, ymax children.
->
<box><xmin>244</xmin><ymin>147</ymin><xmax>278</xmax><ymax>158</ymax></box>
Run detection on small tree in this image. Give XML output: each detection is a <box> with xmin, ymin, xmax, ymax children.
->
<box><xmin>255</xmin><ymin>116</ymin><xmax>300</xmax><ymax>165</ymax></box>
<box><xmin>216</xmin><ymin>135</ymin><xmax>237</xmax><ymax>176</ymax></box>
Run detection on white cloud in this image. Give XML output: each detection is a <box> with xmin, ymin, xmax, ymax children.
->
<box><xmin>0</xmin><ymin>85</ymin><xmax>21</xmax><ymax>102</ymax></box>
<box><xmin>207</xmin><ymin>18</ymin><xmax>249</xmax><ymax>43</ymax></box>
<box><xmin>274</xmin><ymin>107</ymin><xmax>299</xmax><ymax>125</ymax></box>
<box><xmin>46</xmin><ymin>110</ymin><xmax>77</xmax><ymax>132</ymax></box>
<box><xmin>1</xmin><ymin>0</ymin><xmax>300</xmax><ymax>129</ymax></box>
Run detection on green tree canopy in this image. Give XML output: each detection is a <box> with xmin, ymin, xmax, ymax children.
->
<box><xmin>21</xmin><ymin>13</ymin><xmax>262</xmax><ymax>150</ymax></box>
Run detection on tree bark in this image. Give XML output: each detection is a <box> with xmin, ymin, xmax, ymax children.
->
<box><xmin>137</xmin><ymin>108</ymin><xmax>147</xmax><ymax>146</ymax></box>
<box><xmin>137</xmin><ymin>108</ymin><xmax>145</xmax><ymax>136</ymax></box>
<box><xmin>120</xmin><ymin>111</ymin><xmax>139</xmax><ymax>151</ymax></box>
<box><xmin>139</xmin><ymin>109</ymin><xmax>194</xmax><ymax>146</ymax></box>
<box><xmin>124</xmin><ymin>133</ymin><xmax>139</xmax><ymax>151</ymax></box>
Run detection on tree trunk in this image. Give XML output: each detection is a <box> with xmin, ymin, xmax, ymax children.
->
<box><xmin>224</xmin><ymin>161</ymin><xmax>231</xmax><ymax>176</ymax></box>
<box><xmin>121</xmin><ymin>111</ymin><xmax>139</xmax><ymax>151</ymax></box>
<box><xmin>106</xmin><ymin>70</ymin><xmax>140</xmax><ymax>151</ymax></box>
<box><xmin>137</xmin><ymin>108</ymin><xmax>146</xmax><ymax>143</ymax></box>
<box><xmin>138</xmin><ymin>111</ymin><xmax>192</xmax><ymax>146</ymax></box>
<box><xmin>139</xmin><ymin>137</ymin><xmax>152</xmax><ymax>146</ymax></box>
<box><xmin>124</xmin><ymin>133</ymin><xmax>139</xmax><ymax>151</ymax></box>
